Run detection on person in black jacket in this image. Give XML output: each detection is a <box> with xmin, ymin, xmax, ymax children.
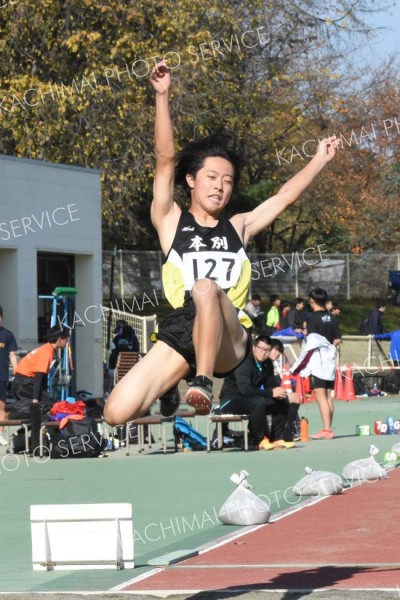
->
<box><xmin>367</xmin><ymin>301</ymin><xmax>386</xmax><ymax>335</ymax></box>
<box><xmin>108</xmin><ymin>320</ymin><xmax>140</xmax><ymax>369</ymax></box>
<box><xmin>286</xmin><ymin>297</ymin><xmax>305</xmax><ymax>332</ymax></box>
<box><xmin>219</xmin><ymin>336</ymin><xmax>298</xmax><ymax>450</ymax></box>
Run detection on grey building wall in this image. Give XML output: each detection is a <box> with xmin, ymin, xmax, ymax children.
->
<box><xmin>0</xmin><ymin>154</ymin><xmax>103</xmax><ymax>396</ymax></box>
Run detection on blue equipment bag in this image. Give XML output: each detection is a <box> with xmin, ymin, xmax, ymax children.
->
<box><xmin>173</xmin><ymin>416</ymin><xmax>207</xmax><ymax>451</ymax></box>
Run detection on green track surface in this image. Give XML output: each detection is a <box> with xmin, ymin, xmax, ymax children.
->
<box><xmin>1</xmin><ymin>397</ymin><xmax>399</xmax><ymax>593</ymax></box>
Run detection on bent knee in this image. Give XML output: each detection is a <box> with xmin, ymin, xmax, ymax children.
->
<box><xmin>251</xmin><ymin>396</ymin><xmax>268</xmax><ymax>409</ymax></box>
<box><xmin>191</xmin><ymin>278</ymin><xmax>220</xmax><ymax>298</ymax></box>
<box><xmin>289</xmin><ymin>393</ymin><xmax>301</xmax><ymax>404</ymax></box>
<box><xmin>104</xmin><ymin>389</ymin><xmax>147</xmax><ymax>426</ymax></box>
<box><xmin>103</xmin><ymin>402</ymin><xmax>121</xmax><ymax>427</ymax></box>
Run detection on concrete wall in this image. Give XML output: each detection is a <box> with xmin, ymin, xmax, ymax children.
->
<box><xmin>0</xmin><ymin>154</ymin><xmax>103</xmax><ymax>395</ymax></box>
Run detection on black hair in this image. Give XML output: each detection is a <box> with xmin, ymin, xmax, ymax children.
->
<box><xmin>376</xmin><ymin>299</ymin><xmax>386</xmax><ymax>309</ymax></box>
<box><xmin>175</xmin><ymin>133</ymin><xmax>243</xmax><ymax>197</ymax></box>
<box><xmin>309</xmin><ymin>287</ymin><xmax>328</xmax><ymax>308</ymax></box>
<box><xmin>270</xmin><ymin>294</ymin><xmax>281</xmax><ymax>304</ymax></box>
<box><xmin>332</xmin><ymin>302</ymin><xmax>340</xmax><ymax>311</ymax></box>
<box><xmin>294</xmin><ymin>297</ymin><xmax>304</xmax><ymax>306</ymax></box>
<box><xmin>47</xmin><ymin>325</ymin><xmax>70</xmax><ymax>343</ymax></box>
<box><xmin>116</xmin><ymin>319</ymin><xmax>128</xmax><ymax>327</ymax></box>
<box><xmin>254</xmin><ymin>335</ymin><xmax>272</xmax><ymax>347</ymax></box>
<box><xmin>251</xmin><ymin>294</ymin><xmax>261</xmax><ymax>301</ymax></box>
<box><xmin>270</xmin><ymin>339</ymin><xmax>284</xmax><ymax>353</ymax></box>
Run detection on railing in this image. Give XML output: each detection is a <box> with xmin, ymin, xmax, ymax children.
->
<box><xmin>281</xmin><ymin>335</ymin><xmax>395</xmax><ymax>373</ymax></box>
<box><xmin>101</xmin><ymin>307</ymin><xmax>157</xmax><ymax>363</ymax></box>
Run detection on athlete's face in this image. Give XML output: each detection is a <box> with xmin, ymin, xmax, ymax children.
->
<box><xmin>186</xmin><ymin>156</ymin><xmax>234</xmax><ymax>213</ymax></box>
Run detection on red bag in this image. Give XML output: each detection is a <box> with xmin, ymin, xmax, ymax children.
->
<box><xmin>50</xmin><ymin>400</ymin><xmax>86</xmax><ymax>417</ymax></box>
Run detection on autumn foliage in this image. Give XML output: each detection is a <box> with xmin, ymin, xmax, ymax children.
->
<box><xmin>0</xmin><ymin>0</ymin><xmax>398</xmax><ymax>253</ymax></box>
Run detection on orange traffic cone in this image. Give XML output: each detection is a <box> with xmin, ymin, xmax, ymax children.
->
<box><xmin>281</xmin><ymin>370</ymin><xmax>293</xmax><ymax>395</ymax></box>
<box><xmin>295</xmin><ymin>375</ymin><xmax>305</xmax><ymax>403</ymax></box>
<box><xmin>303</xmin><ymin>376</ymin><xmax>311</xmax><ymax>395</ymax></box>
<box><xmin>342</xmin><ymin>364</ymin><xmax>356</xmax><ymax>401</ymax></box>
<box><xmin>334</xmin><ymin>367</ymin><xmax>344</xmax><ymax>401</ymax></box>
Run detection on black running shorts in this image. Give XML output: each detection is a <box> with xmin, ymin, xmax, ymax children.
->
<box><xmin>310</xmin><ymin>374</ymin><xmax>334</xmax><ymax>390</ymax></box>
<box><xmin>155</xmin><ymin>302</ymin><xmax>251</xmax><ymax>377</ymax></box>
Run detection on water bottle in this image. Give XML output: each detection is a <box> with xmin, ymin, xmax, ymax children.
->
<box><xmin>387</xmin><ymin>416</ymin><xmax>395</xmax><ymax>435</ymax></box>
<box><xmin>300</xmin><ymin>417</ymin><xmax>309</xmax><ymax>442</ymax></box>
<box><xmin>374</xmin><ymin>420</ymin><xmax>382</xmax><ymax>435</ymax></box>
<box><xmin>105</xmin><ymin>434</ymin><xmax>114</xmax><ymax>451</ymax></box>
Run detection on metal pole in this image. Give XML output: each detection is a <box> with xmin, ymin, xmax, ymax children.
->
<box><xmin>346</xmin><ymin>253</ymin><xmax>350</xmax><ymax>300</ymax></box>
<box><xmin>119</xmin><ymin>250</ymin><xmax>124</xmax><ymax>299</ymax></box>
<box><xmin>107</xmin><ymin>246</ymin><xmax>117</xmax><ymax>356</ymax></box>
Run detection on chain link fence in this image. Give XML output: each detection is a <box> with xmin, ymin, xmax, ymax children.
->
<box><xmin>103</xmin><ymin>250</ymin><xmax>400</xmax><ymax>301</ymax></box>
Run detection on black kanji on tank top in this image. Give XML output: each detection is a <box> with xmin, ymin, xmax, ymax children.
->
<box><xmin>162</xmin><ymin>211</ymin><xmax>251</xmax><ymax>310</ymax></box>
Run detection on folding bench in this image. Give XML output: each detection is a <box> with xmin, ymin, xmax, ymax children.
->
<box><xmin>125</xmin><ymin>415</ymin><xmax>175</xmax><ymax>455</ymax></box>
<box><xmin>0</xmin><ymin>419</ymin><xmax>30</xmax><ymax>453</ymax></box>
<box><xmin>206</xmin><ymin>414</ymin><xmax>249</xmax><ymax>452</ymax></box>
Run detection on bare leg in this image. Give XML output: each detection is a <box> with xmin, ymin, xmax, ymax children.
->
<box><xmin>191</xmin><ymin>278</ymin><xmax>248</xmax><ymax>376</ymax></box>
<box><xmin>104</xmin><ymin>341</ymin><xmax>190</xmax><ymax>426</ymax></box>
<box><xmin>0</xmin><ymin>400</ymin><xmax>6</xmax><ymax>443</ymax></box>
<box><xmin>185</xmin><ymin>279</ymin><xmax>248</xmax><ymax>414</ymax></box>
<box><xmin>327</xmin><ymin>389</ymin><xmax>334</xmax><ymax>421</ymax></box>
<box><xmin>314</xmin><ymin>388</ymin><xmax>333</xmax><ymax>430</ymax></box>
<box><xmin>0</xmin><ymin>400</ymin><xmax>6</xmax><ymax>433</ymax></box>
<box><xmin>288</xmin><ymin>392</ymin><xmax>301</xmax><ymax>405</ymax></box>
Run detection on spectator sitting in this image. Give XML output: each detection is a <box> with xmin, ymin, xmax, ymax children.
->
<box><xmin>267</xmin><ymin>338</ymin><xmax>301</xmax><ymax>440</ymax></box>
<box><xmin>280</xmin><ymin>302</ymin><xmax>290</xmax><ymax>330</ymax></box>
<box><xmin>219</xmin><ymin>335</ymin><xmax>298</xmax><ymax>450</ymax></box>
<box><xmin>286</xmin><ymin>297</ymin><xmax>305</xmax><ymax>332</ymax></box>
<box><xmin>109</xmin><ymin>320</ymin><xmax>139</xmax><ymax>369</ymax></box>
<box><xmin>367</xmin><ymin>301</ymin><xmax>386</xmax><ymax>335</ymax></box>
<box><xmin>244</xmin><ymin>294</ymin><xmax>265</xmax><ymax>334</ymax></box>
<box><xmin>265</xmin><ymin>295</ymin><xmax>281</xmax><ymax>334</ymax></box>
<box><xmin>331</xmin><ymin>302</ymin><xmax>341</xmax><ymax>318</ymax></box>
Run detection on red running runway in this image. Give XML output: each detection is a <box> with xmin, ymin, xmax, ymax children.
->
<box><xmin>120</xmin><ymin>467</ymin><xmax>400</xmax><ymax>594</ymax></box>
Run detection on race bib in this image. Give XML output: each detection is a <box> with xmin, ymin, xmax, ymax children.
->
<box><xmin>182</xmin><ymin>251</ymin><xmax>242</xmax><ymax>290</ymax></box>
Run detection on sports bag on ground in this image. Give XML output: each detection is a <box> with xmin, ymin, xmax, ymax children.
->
<box><xmin>49</xmin><ymin>417</ymin><xmax>104</xmax><ymax>458</ymax></box>
<box><xmin>173</xmin><ymin>416</ymin><xmax>207</xmax><ymax>451</ymax></box>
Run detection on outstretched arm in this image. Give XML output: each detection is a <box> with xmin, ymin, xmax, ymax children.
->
<box><xmin>150</xmin><ymin>61</ymin><xmax>181</xmax><ymax>254</ymax></box>
<box><xmin>231</xmin><ymin>136</ymin><xmax>341</xmax><ymax>245</ymax></box>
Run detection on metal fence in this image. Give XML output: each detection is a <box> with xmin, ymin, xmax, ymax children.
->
<box><xmin>101</xmin><ymin>306</ymin><xmax>157</xmax><ymax>362</ymax></box>
<box><xmin>103</xmin><ymin>250</ymin><xmax>400</xmax><ymax>301</ymax></box>
<box><xmin>282</xmin><ymin>335</ymin><xmax>393</xmax><ymax>371</ymax></box>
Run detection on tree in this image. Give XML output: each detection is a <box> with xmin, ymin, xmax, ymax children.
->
<box><xmin>0</xmin><ymin>0</ymin><xmax>393</xmax><ymax>250</ymax></box>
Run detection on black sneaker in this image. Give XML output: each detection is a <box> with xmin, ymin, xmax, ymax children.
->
<box><xmin>185</xmin><ymin>375</ymin><xmax>213</xmax><ymax>415</ymax></box>
<box><xmin>159</xmin><ymin>386</ymin><xmax>181</xmax><ymax>417</ymax></box>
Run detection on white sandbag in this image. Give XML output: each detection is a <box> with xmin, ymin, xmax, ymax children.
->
<box><xmin>218</xmin><ymin>470</ymin><xmax>270</xmax><ymax>526</ymax></box>
<box><xmin>342</xmin><ymin>445</ymin><xmax>387</xmax><ymax>481</ymax></box>
<box><xmin>293</xmin><ymin>467</ymin><xmax>343</xmax><ymax>496</ymax></box>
